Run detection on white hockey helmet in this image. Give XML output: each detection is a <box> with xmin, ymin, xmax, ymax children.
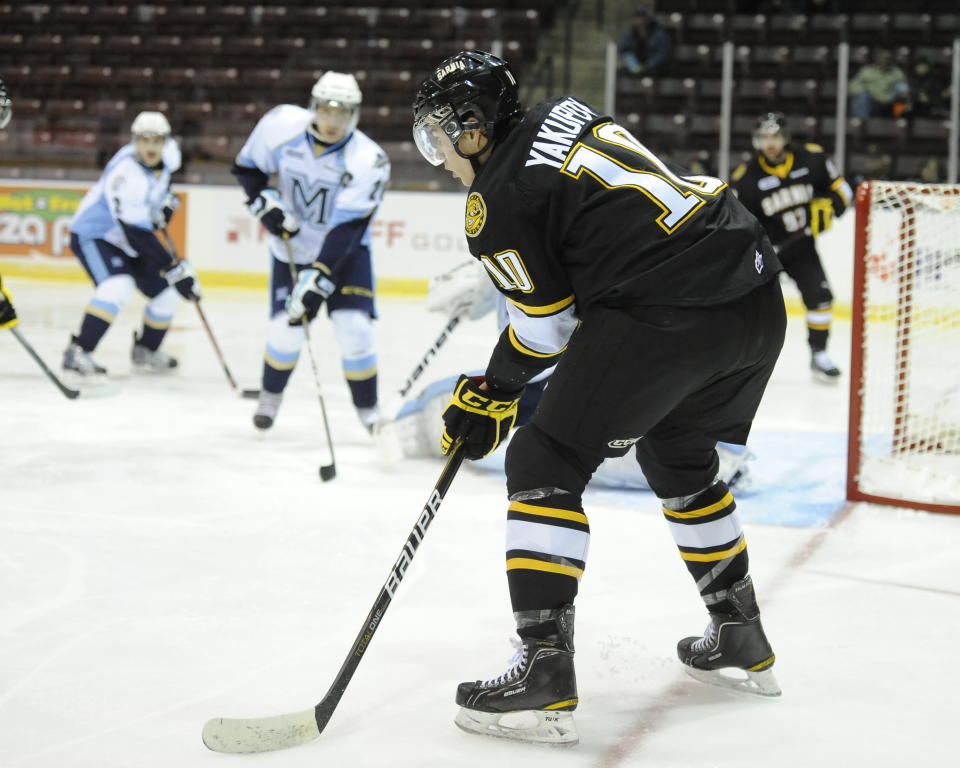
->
<box><xmin>310</xmin><ymin>72</ymin><xmax>362</xmax><ymax>133</ymax></box>
<box><xmin>131</xmin><ymin>110</ymin><xmax>171</xmax><ymax>137</ymax></box>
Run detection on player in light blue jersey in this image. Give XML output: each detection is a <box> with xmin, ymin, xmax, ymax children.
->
<box><xmin>231</xmin><ymin>71</ymin><xmax>390</xmax><ymax>432</ymax></box>
<box><xmin>65</xmin><ymin>111</ymin><xmax>200</xmax><ymax>376</ymax></box>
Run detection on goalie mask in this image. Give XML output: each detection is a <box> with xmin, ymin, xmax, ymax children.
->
<box><xmin>412</xmin><ymin>50</ymin><xmax>521</xmax><ymax>166</ymax></box>
<box><xmin>752</xmin><ymin>112</ymin><xmax>790</xmax><ymax>151</ymax></box>
<box><xmin>310</xmin><ymin>71</ymin><xmax>362</xmax><ymax>138</ymax></box>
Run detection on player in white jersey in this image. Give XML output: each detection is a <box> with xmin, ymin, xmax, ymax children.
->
<box><xmin>231</xmin><ymin>71</ymin><xmax>390</xmax><ymax>432</ymax></box>
<box><xmin>65</xmin><ymin>111</ymin><xmax>200</xmax><ymax>376</ymax></box>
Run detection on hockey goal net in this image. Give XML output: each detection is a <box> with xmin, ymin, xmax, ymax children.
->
<box><xmin>848</xmin><ymin>181</ymin><xmax>960</xmax><ymax>514</ymax></box>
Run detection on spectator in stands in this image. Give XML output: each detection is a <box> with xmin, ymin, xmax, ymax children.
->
<box><xmin>920</xmin><ymin>157</ymin><xmax>942</xmax><ymax>183</ymax></box>
<box><xmin>849</xmin><ymin>49</ymin><xmax>910</xmax><ymax>119</ymax></box>
<box><xmin>906</xmin><ymin>56</ymin><xmax>950</xmax><ymax>118</ymax></box>
<box><xmin>618</xmin><ymin>6</ymin><xmax>672</xmax><ymax>79</ymax></box>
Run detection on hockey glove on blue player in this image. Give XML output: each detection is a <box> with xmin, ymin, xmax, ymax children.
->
<box><xmin>165</xmin><ymin>258</ymin><xmax>201</xmax><ymax>300</ymax></box>
<box><xmin>441</xmin><ymin>374</ymin><xmax>522</xmax><ymax>459</ymax></box>
<box><xmin>248</xmin><ymin>189</ymin><xmax>300</xmax><ymax>238</ymax></box>
<box><xmin>0</xmin><ymin>275</ymin><xmax>18</xmax><ymax>329</ymax></box>
<box><xmin>286</xmin><ymin>265</ymin><xmax>336</xmax><ymax>324</ymax></box>
<box><xmin>152</xmin><ymin>191</ymin><xmax>179</xmax><ymax>230</ymax></box>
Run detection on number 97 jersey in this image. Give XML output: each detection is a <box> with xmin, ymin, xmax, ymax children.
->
<box><xmin>466</xmin><ymin>96</ymin><xmax>780</xmax><ymax>319</ymax></box>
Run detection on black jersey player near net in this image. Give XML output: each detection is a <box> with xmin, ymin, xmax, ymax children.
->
<box><xmin>412</xmin><ymin>51</ymin><xmax>786</xmax><ymax>746</ymax></box>
<box><xmin>732</xmin><ymin>112</ymin><xmax>853</xmax><ymax>383</ymax></box>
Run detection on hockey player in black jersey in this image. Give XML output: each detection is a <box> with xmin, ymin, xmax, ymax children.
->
<box><xmin>732</xmin><ymin>112</ymin><xmax>853</xmax><ymax>383</ymax></box>
<box><xmin>413</xmin><ymin>51</ymin><xmax>785</xmax><ymax>746</ymax></box>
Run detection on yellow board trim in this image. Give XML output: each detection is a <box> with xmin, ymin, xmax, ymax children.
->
<box><xmin>509</xmin><ymin>501</ymin><xmax>588</xmax><ymax>525</ymax></box>
<box><xmin>507</xmin><ymin>293</ymin><xmax>575</xmax><ymax>316</ymax></box>
<box><xmin>505</xmin><ymin>557</ymin><xmax>584</xmax><ymax>578</ymax></box>
<box><xmin>679</xmin><ymin>536</ymin><xmax>748</xmax><ymax>563</ymax></box>
<box><xmin>663</xmin><ymin>491</ymin><xmax>734</xmax><ymax>519</ymax></box>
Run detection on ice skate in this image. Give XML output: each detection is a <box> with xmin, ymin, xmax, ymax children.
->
<box><xmin>677</xmin><ymin>575</ymin><xmax>781</xmax><ymax>697</ymax></box>
<box><xmin>454</xmin><ymin>605</ymin><xmax>579</xmax><ymax>746</ymax></box>
<box><xmin>810</xmin><ymin>350</ymin><xmax>841</xmax><ymax>384</ymax></box>
<box><xmin>253</xmin><ymin>390</ymin><xmax>283</xmax><ymax>430</ymax></box>
<box><xmin>131</xmin><ymin>332</ymin><xmax>178</xmax><ymax>372</ymax></box>
<box><xmin>62</xmin><ymin>335</ymin><xmax>107</xmax><ymax>376</ymax></box>
<box><xmin>356</xmin><ymin>405</ymin><xmax>381</xmax><ymax>435</ymax></box>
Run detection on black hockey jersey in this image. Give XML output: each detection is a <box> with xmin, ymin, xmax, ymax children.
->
<box><xmin>464</xmin><ymin>96</ymin><xmax>780</xmax><ymax>389</ymax></box>
<box><xmin>731</xmin><ymin>144</ymin><xmax>852</xmax><ymax>248</ymax></box>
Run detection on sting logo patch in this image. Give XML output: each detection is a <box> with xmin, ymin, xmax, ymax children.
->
<box><xmin>465</xmin><ymin>192</ymin><xmax>486</xmax><ymax>237</ymax></box>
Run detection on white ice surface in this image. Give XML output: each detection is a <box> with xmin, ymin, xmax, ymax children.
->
<box><xmin>2</xmin><ymin>279</ymin><xmax>958</xmax><ymax>768</ymax></box>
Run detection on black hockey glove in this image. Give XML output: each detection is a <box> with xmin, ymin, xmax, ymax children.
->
<box><xmin>810</xmin><ymin>197</ymin><xmax>833</xmax><ymax>236</ymax></box>
<box><xmin>248</xmin><ymin>189</ymin><xmax>300</xmax><ymax>238</ymax></box>
<box><xmin>152</xmin><ymin>191</ymin><xmax>179</xmax><ymax>230</ymax></box>
<box><xmin>285</xmin><ymin>264</ymin><xmax>335</xmax><ymax>324</ymax></box>
<box><xmin>165</xmin><ymin>258</ymin><xmax>201</xmax><ymax>300</ymax></box>
<box><xmin>0</xmin><ymin>275</ymin><xmax>18</xmax><ymax>329</ymax></box>
<box><xmin>441</xmin><ymin>374</ymin><xmax>522</xmax><ymax>459</ymax></box>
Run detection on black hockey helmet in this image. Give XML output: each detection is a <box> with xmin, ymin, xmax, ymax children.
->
<box><xmin>412</xmin><ymin>50</ymin><xmax>521</xmax><ymax>165</ymax></box>
<box><xmin>0</xmin><ymin>77</ymin><xmax>11</xmax><ymax>130</ymax></box>
<box><xmin>752</xmin><ymin>112</ymin><xmax>790</xmax><ymax>150</ymax></box>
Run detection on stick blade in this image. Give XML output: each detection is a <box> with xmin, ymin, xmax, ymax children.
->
<box><xmin>202</xmin><ymin>708</ymin><xmax>320</xmax><ymax>754</ymax></box>
<box><xmin>319</xmin><ymin>464</ymin><xmax>337</xmax><ymax>482</ymax></box>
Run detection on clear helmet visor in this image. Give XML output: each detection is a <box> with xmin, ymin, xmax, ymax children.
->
<box><xmin>413</xmin><ymin>105</ymin><xmax>461</xmax><ymax>166</ymax></box>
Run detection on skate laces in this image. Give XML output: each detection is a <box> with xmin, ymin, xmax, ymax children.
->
<box><xmin>483</xmin><ymin>637</ymin><xmax>528</xmax><ymax>688</ymax></box>
<box><xmin>691</xmin><ymin>619</ymin><xmax>718</xmax><ymax>652</ymax></box>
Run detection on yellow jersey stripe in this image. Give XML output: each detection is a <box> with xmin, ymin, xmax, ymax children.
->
<box><xmin>679</xmin><ymin>536</ymin><xmax>747</xmax><ymax>563</ymax></box>
<box><xmin>507</xmin><ymin>294</ymin><xmax>575</xmax><ymax>316</ymax></box>
<box><xmin>662</xmin><ymin>491</ymin><xmax>734</xmax><ymax>519</ymax></box>
<box><xmin>507</xmin><ymin>326</ymin><xmax>565</xmax><ymax>359</ymax></box>
<box><xmin>506</xmin><ymin>557</ymin><xmax>584</xmax><ymax>578</ymax></box>
<box><xmin>509</xmin><ymin>501</ymin><xmax>588</xmax><ymax>525</ymax></box>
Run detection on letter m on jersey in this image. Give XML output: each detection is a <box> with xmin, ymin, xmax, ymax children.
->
<box><xmin>289</xmin><ymin>171</ymin><xmax>330</xmax><ymax>225</ymax></box>
<box><xmin>480</xmin><ymin>250</ymin><xmax>534</xmax><ymax>293</ymax></box>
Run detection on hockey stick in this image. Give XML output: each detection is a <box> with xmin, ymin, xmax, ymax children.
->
<box><xmin>157</xmin><ymin>227</ymin><xmax>243</xmax><ymax>394</ymax></box>
<box><xmin>239</xmin><ymin>309</ymin><xmax>464</xmax><ymax>404</ymax></box>
<box><xmin>9</xmin><ymin>326</ymin><xmax>80</xmax><ymax>399</ymax></box>
<box><xmin>397</xmin><ymin>310</ymin><xmax>463</xmax><ymax>400</ymax></box>
<box><xmin>193</xmin><ymin>299</ymin><xmax>240</xmax><ymax>392</ymax></box>
<box><xmin>201</xmin><ymin>440</ymin><xmax>466</xmax><ymax>754</ymax></box>
<box><xmin>283</xmin><ymin>238</ymin><xmax>336</xmax><ymax>482</ymax></box>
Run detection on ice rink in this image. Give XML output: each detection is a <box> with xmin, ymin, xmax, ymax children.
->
<box><xmin>2</xmin><ymin>278</ymin><xmax>957</xmax><ymax>767</ymax></box>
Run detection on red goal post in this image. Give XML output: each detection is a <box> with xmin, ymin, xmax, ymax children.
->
<box><xmin>847</xmin><ymin>180</ymin><xmax>960</xmax><ymax>514</ymax></box>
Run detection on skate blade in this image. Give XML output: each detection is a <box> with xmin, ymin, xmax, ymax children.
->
<box><xmin>454</xmin><ymin>707</ymin><xmax>579</xmax><ymax>746</ymax></box>
<box><xmin>811</xmin><ymin>370</ymin><xmax>841</xmax><ymax>385</ymax></box>
<box><xmin>683</xmin><ymin>665</ymin><xmax>782</xmax><ymax>697</ymax></box>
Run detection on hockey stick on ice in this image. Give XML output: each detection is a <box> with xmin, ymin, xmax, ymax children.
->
<box><xmin>9</xmin><ymin>326</ymin><xmax>80</xmax><ymax>399</ymax></box>
<box><xmin>201</xmin><ymin>440</ymin><xmax>466</xmax><ymax>753</ymax></box>
<box><xmin>158</xmin><ymin>227</ymin><xmax>243</xmax><ymax>394</ymax></box>
<box><xmin>283</xmin><ymin>237</ymin><xmax>336</xmax><ymax>482</ymax></box>
<box><xmin>193</xmin><ymin>299</ymin><xmax>240</xmax><ymax>392</ymax></box>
